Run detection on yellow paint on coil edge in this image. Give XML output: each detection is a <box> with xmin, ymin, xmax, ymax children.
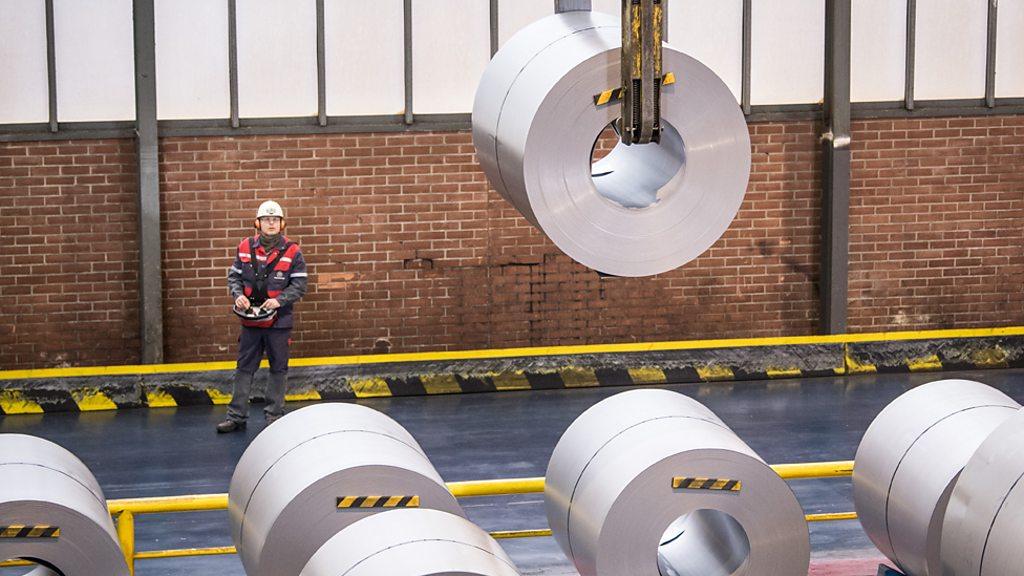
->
<box><xmin>72</xmin><ymin>389</ymin><xmax>118</xmax><ymax>411</ymax></box>
<box><xmin>0</xmin><ymin>390</ymin><xmax>44</xmax><ymax>414</ymax></box>
<box><xmin>697</xmin><ymin>365</ymin><xmax>734</xmax><ymax>381</ymax></box>
<box><xmin>351</xmin><ymin>378</ymin><xmax>391</xmax><ymax>398</ymax></box>
<box><xmin>907</xmin><ymin>354</ymin><xmax>943</xmax><ymax>372</ymax></box>
<box><xmin>559</xmin><ymin>367</ymin><xmax>598</xmax><ymax>388</ymax></box>
<box><xmin>628</xmin><ymin>366</ymin><xmax>667</xmax><ymax>384</ymax></box>
<box><xmin>284</xmin><ymin>390</ymin><xmax>321</xmax><ymax>402</ymax></box>
<box><xmin>420</xmin><ymin>374</ymin><xmax>461</xmax><ymax>395</ymax></box>
<box><xmin>205</xmin><ymin>389</ymin><xmax>232</xmax><ymax>405</ymax></box>
<box><xmin>488</xmin><ymin>371</ymin><xmax>531</xmax><ymax>391</ymax></box>
<box><xmin>3</xmin><ymin>326</ymin><xmax>1023</xmax><ymax>381</ymax></box>
<box><xmin>145</xmin><ymin>389</ymin><xmax>177</xmax><ymax>408</ymax></box>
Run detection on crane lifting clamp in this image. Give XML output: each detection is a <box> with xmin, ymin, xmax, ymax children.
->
<box><xmin>620</xmin><ymin>0</ymin><xmax>665</xmax><ymax>145</ymax></box>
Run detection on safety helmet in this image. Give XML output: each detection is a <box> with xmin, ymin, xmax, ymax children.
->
<box><xmin>256</xmin><ymin>200</ymin><xmax>284</xmax><ymax>219</ymax></box>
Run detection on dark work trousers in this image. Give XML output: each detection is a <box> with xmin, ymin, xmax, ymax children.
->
<box><xmin>226</xmin><ymin>326</ymin><xmax>291</xmax><ymax>422</ymax></box>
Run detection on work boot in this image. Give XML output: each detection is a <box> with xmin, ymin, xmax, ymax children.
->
<box><xmin>216</xmin><ymin>419</ymin><xmax>247</xmax><ymax>434</ymax></box>
<box><xmin>265</xmin><ymin>412</ymin><xmax>284</xmax><ymax>426</ymax></box>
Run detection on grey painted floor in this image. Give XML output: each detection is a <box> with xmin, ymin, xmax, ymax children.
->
<box><xmin>2</xmin><ymin>368</ymin><xmax>1024</xmax><ymax>575</ymax></box>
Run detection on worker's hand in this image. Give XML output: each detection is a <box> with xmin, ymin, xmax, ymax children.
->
<box><xmin>234</xmin><ymin>295</ymin><xmax>250</xmax><ymax>310</ymax></box>
<box><xmin>262</xmin><ymin>298</ymin><xmax>281</xmax><ymax>310</ymax></box>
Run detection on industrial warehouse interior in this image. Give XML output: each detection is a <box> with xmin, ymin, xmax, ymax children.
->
<box><xmin>2</xmin><ymin>1</ymin><xmax>1023</xmax><ymax>575</ymax></box>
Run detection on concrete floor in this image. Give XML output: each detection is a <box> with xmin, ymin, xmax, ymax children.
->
<box><xmin>3</xmin><ymin>368</ymin><xmax>1024</xmax><ymax>575</ymax></box>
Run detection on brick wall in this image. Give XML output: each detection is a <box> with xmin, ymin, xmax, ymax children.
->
<box><xmin>848</xmin><ymin>116</ymin><xmax>1024</xmax><ymax>330</ymax></box>
<box><xmin>1</xmin><ymin>115</ymin><xmax>1021</xmax><ymax>369</ymax></box>
<box><xmin>0</xmin><ymin>140</ymin><xmax>139</xmax><ymax>368</ymax></box>
<box><xmin>157</xmin><ymin>122</ymin><xmax>820</xmax><ymax>364</ymax></box>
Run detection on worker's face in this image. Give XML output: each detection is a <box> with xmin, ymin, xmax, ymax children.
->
<box><xmin>258</xmin><ymin>216</ymin><xmax>282</xmax><ymax>235</ymax></box>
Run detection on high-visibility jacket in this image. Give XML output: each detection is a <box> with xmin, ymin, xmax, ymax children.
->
<box><xmin>227</xmin><ymin>235</ymin><xmax>308</xmax><ymax>329</ymax></box>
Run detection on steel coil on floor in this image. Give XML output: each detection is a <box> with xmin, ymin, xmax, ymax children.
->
<box><xmin>0</xmin><ymin>434</ymin><xmax>128</xmax><ymax>576</ymax></box>
<box><xmin>228</xmin><ymin>403</ymin><xmax>464</xmax><ymax>576</ymax></box>
<box><xmin>853</xmin><ymin>379</ymin><xmax>1021</xmax><ymax>576</ymax></box>
<box><xmin>300</xmin><ymin>508</ymin><xmax>521</xmax><ymax>576</ymax></box>
<box><xmin>544</xmin><ymin>389</ymin><xmax>808</xmax><ymax>576</ymax></box>
<box><xmin>940</xmin><ymin>407</ymin><xmax>1024</xmax><ymax>576</ymax></box>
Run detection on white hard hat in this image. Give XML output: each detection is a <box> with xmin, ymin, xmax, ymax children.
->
<box><xmin>256</xmin><ymin>200</ymin><xmax>284</xmax><ymax>219</ymax></box>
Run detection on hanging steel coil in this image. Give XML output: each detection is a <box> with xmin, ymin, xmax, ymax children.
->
<box><xmin>472</xmin><ymin>12</ymin><xmax>750</xmax><ymax>277</ymax></box>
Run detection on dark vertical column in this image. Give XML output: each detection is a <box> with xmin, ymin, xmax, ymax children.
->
<box><xmin>490</xmin><ymin>0</ymin><xmax>499</xmax><ymax>56</ymax></box>
<box><xmin>404</xmin><ymin>0</ymin><xmax>413</xmax><ymax>125</ymax></box>
<box><xmin>133</xmin><ymin>0</ymin><xmax>164</xmax><ymax>362</ymax></box>
<box><xmin>228</xmin><ymin>0</ymin><xmax>239</xmax><ymax>128</ymax></box>
<box><xmin>821</xmin><ymin>0</ymin><xmax>851</xmax><ymax>335</ymax></box>
<box><xmin>904</xmin><ymin>0</ymin><xmax>916</xmax><ymax>110</ymax></box>
<box><xmin>741</xmin><ymin>0</ymin><xmax>751</xmax><ymax>115</ymax></box>
<box><xmin>316</xmin><ymin>0</ymin><xmax>327</xmax><ymax>125</ymax></box>
<box><xmin>985</xmin><ymin>0</ymin><xmax>998</xmax><ymax>108</ymax></box>
<box><xmin>44</xmin><ymin>0</ymin><xmax>58</xmax><ymax>132</ymax></box>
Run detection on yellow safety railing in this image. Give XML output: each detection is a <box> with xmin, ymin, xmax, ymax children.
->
<box><xmin>2</xmin><ymin>460</ymin><xmax>856</xmax><ymax>575</ymax></box>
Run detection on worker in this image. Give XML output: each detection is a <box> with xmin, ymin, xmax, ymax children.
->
<box><xmin>217</xmin><ymin>200</ymin><xmax>308</xmax><ymax>433</ymax></box>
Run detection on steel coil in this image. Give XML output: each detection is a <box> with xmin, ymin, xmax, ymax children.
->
<box><xmin>0</xmin><ymin>434</ymin><xmax>128</xmax><ymax>576</ymax></box>
<box><xmin>853</xmin><ymin>379</ymin><xmax>1020</xmax><ymax>576</ymax></box>
<box><xmin>940</xmin><ymin>407</ymin><xmax>1024</xmax><ymax>576</ymax></box>
<box><xmin>300</xmin><ymin>508</ymin><xmax>520</xmax><ymax>576</ymax></box>
<box><xmin>472</xmin><ymin>12</ymin><xmax>750</xmax><ymax>277</ymax></box>
<box><xmin>229</xmin><ymin>403</ymin><xmax>464</xmax><ymax>576</ymax></box>
<box><xmin>544</xmin><ymin>389</ymin><xmax>808</xmax><ymax>576</ymax></box>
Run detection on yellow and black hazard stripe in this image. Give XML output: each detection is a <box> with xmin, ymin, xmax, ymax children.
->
<box><xmin>672</xmin><ymin>477</ymin><xmax>741</xmax><ymax>493</ymax></box>
<box><xmin>594</xmin><ymin>72</ymin><xmax>677</xmax><ymax>106</ymax></box>
<box><xmin>0</xmin><ymin>525</ymin><xmax>60</xmax><ymax>538</ymax></box>
<box><xmin>337</xmin><ymin>495</ymin><xmax>420</xmax><ymax>509</ymax></box>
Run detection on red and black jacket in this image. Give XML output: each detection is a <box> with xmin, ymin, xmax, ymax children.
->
<box><xmin>228</xmin><ymin>235</ymin><xmax>308</xmax><ymax>329</ymax></box>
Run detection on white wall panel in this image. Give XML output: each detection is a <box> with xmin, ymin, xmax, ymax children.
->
<box><xmin>668</xmin><ymin>0</ymin><xmax>742</xmax><ymax>102</ymax></box>
<box><xmin>236</xmin><ymin>0</ymin><xmax>317</xmax><ymax>118</ymax></box>
<box><xmin>54</xmin><ymin>0</ymin><xmax>135</xmax><ymax>121</ymax></box>
<box><xmin>0</xmin><ymin>0</ymin><xmax>48</xmax><ymax>123</ymax></box>
<box><xmin>915</xmin><ymin>0</ymin><xmax>986</xmax><ymax>100</ymax></box>
<box><xmin>996</xmin><ymin>0</ymin><xmax>1024</xmax><ymax>97</ymax></box>
<box><xmin>751</xmin><ymin>0</ymin><xmax>824</xmax><ymax>105</ymax></box>
<box><xmin>324</xmin><ymin>0</ymin><xmax>404</xmax><ymax>116</ymax></box>
<box><xmin>412</xmin><ymin>0</ymin><xmax>490</xmax><ymax>114</ymax></box>
<box><xmin>591</xmin><ymin>0</ymin><xmax>621</xmax><ymax>20</ymax></box>
<box><xmin>155</xmin><ymin>0</ymin><xmax>229</xmax><ymax>119</ymax></box>
<box><xmin>851</xmin><ymin>0</ymin><xmax>905</xmax><ymax>102</ymax></box>
<box><xmin>499</xmin><ymin>2</ymin><xmax>552</xmax><ymax>47</ymax></box>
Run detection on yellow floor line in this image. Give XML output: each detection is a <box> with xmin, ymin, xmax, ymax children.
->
<box><xmin>1</xmin><ymin>326</ymin><xmax>1021</xmax><ymax>381</ymax></box>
